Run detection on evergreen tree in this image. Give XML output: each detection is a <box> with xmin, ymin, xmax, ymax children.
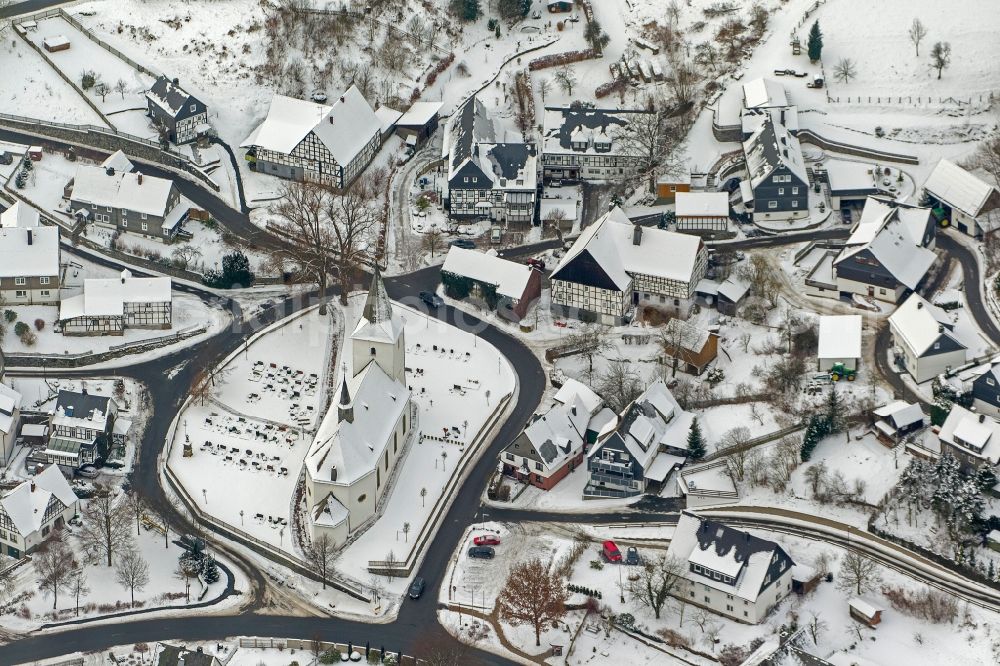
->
<box><xmin>687</xmin><ymin>418</ymin><xmax>706</xmax><ymax>461</ymax></box>
<box><xmin>989</xmin><ymin>559</ymin><xmax>995</xmax><ymax>581</ymax></box>
<box><xmin>204</xmin><ymin>250</ymin><xmax>255</xmax><ymax>289</ymax></box>
<box><xmin>200</xmin><ymin>555</ymin><xmax>220</xmax><ymax>585</ymax></box>
<box><xmin>975</xmin><ymin>463</ymin><xmax>998</xmax><ymax>493</ymax></box>
<box><xmin>450</xmin><ymin>0</ymin><xmax>481</xmax><ymax>21</ymax></box>
<box><xmin>800</xmin><ymin>414</ymin><xmax>828</xmax><ymax>462</ymax></box>
<box><xmin>807</xmin><ymin>21</ymin><xmax>823</xmax><ymax>62</ymax></box>
<box><xmin>824</xmin><ymin>387</ymin><xmax>845</xmax><ymax>434</ymax></box>
<box><xmin>497</xmin><ymin>0</ymin><xmax>531</xmax><ymax>19</ymax></box>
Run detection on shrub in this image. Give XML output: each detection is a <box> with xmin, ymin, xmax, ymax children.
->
<box><xmin>20</xmin><ymin>331</ymin><xmax>37</xmax><ymax>347</ymax></box>
<box><xmin>3</xmin><ymin>310</ymin><xmax>16</xmax><ymax>324</ymax></box>
<box><xmin>34</xmin><ymin>318</ymin><xmax>45</xmax><ymax>332</ymax></box>
<box><xmin>589</xmin><ymin>559</ymin><xmax>603</xmax><ymax>570</ymax></box>
<box><xmin>81</xmin><ymin>70</ymin><xmax>97</xmax><ymax>90</ymax></box>
<box><xmin>13</xmin><ymin>321</ymin><xmax>28</xmax><ymax>337</ymax></box>
<box><xmin>617</xmin><ymin>612</ymin><xmax>635</xmax><ymax>629</ymax></box>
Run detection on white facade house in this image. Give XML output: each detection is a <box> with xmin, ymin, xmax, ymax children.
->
<box><xmin>0</xmin><ymin>382</ymin><xmax>22</xmax><ymax>466</ymax></box>
<box><xmin>938</xmin><ymin>406</ymin><xmax>1000</xmax><ymax>473</ymax></box>
<box><xmin>304</xmin><ymin>270</ymin><xmax>414</xmax><ymax>548</ymax></box>
<box><xmin>888</xmin><ymin>293</ymin><xmax>968</xmax><ymax>384</ymax></box>
<box><xmin>666</xmin><ymin>511</ymin><xmax>794</xmax><ymax>624</ymax></box>
<box><xmin>0</xmin><ymin>465</ymin><xmax>78</xmax><ymax>558</ymax></box>
<box><xmin>549</xmin><ymin>207</ymin><xmax>707</xmax><ymax>324</ymax></box>
<box><xmin>674</xmin><ymin>192</ymin><xmax>730</xmax><ymax>232</ymax></box>
<box><xmin>817</xmin><ymin>315</ymin><xmax>862</xmax><ymax>372</ymax></box>
<box><xmin>922</xmin><ymin>159</ymin><xmax>1000</xmax><ymax>238</ymax></box>
<box><xmin>59</xmin><ymin>270</ymin><xmax>172</xmax><ymax>336</ymax></box>
<box><xmin>540</xmin><ymin>106</ymin><xmax>652</xmax><ymax>182</ymax></box>
<box><xmin>0</xmin><ymin>202</ymin><xmax>61</xmax><ymax>305</ymax></box>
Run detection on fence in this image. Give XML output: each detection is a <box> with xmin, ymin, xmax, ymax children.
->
<box><xmin>5</xmin><ymin>325</ymin><xmax>207</xmax><ymax>368</ymax></box>
<box><xmin>825</xmin><ymin>92</ymin><xmax>996</xmax><ymax>111</ymax></box>
<box><xmin>705</xmin><ymin>422</ymin><xmax>805</xmax><ymax>461</ymax></box>
<box><xmin>238</xmin><ymin>638</ymin><xmax>416</xmax><ymax>665</ymax></box>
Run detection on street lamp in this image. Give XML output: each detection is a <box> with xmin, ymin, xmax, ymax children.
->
<box><xmin>202</xmin><ymin>488</ymin><xmax>207</xmax><ymax>504</ymax></box>
<box><xmin>240</xmin><ymin>510</ymin><xmax>244</xmax><ymax>526</ymax></box>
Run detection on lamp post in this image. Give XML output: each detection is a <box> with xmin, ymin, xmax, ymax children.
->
<box><xmin>239</xmin><ymin>510</ymin><xmax>244</xmax><ymax>526</ymax></box>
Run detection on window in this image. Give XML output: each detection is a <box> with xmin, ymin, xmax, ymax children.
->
<box><xmin>933</xmin><ymin>342</ymin><xmax>940</xmax><ymax>350</ymax></box>
<box><xmin>358</xmin><ymin>494</ymin><xmax>367</xmax><ymax>503</ymax></box>
<box><xmin>669</xmin><ymin>185</ymin><xmax>677</xmax><ymax>192</ymax></box>
<box><xmin>14</xmin><ymin>277</ymin><xmax>25</xmax><ymax>286</ymax></box>
<box><xmin>40</xmin><ymin>277</ymin><xmax>50</xmax><ymax>285</ymax></box>
<box><xmin>40</xmin><ymin>290</ymin><xmax>50</xmax><ymax>297</ymax></box>
<box><xmin>792</xmin><ymin>201</ymin><xmax>799</xmax><ymax>208</ymax></box>
<box><xmin>122</xmin><ymin>219</ymin><xmax>128</xmax><ymax>227</ymax></box>
<box><xmin>141</xmin><ymin>212</ymin><xmax>147</xmax><ymax>220</ymax></box>
<box><xmin>744</xmin><ymin>611</ymin><xmax>749</xmax><ymax>617</ymax></box>
<box><xmin>506</xmin><ymin>453</ymin><xmax>514</xmax><ymax>461</ymax></box>
<box><xmin>768</xmin><ymin>201</ymin><xmax>777</xmax><ymax>209</ymax></box>
<box><xmin>690</xmin><ymin>591</ymin><xmax>695</xmax><ymax>598</ymax></box>
<box><xmin>879</xmin><ymin>288</ymin><xmax>886</xmax><ymax>295</ymax></box>
<box><xmin>704</xmin><ymin>596</ymin><xmax>710</xmax><ymax>603</ymax></box>
<box><xmin>534</xmin><ymin>461</ymin><xmax>542</xmax><ymax>471</ymax></box>
<box><xmin>463</xmin><ymin>177</ymin><xmax>468</xmax><ymax>183</ymax></box>
<box><xmin>989</xmin><ymin>378</ymin><xmax>996</xmax><ymax>386</ymax></box>
<box><xmin>792</xmin><ymin>187</ymin><xmax>799</xmax><ymax>195</ymax></box>
<box><xmin>15</xmin><ymin>291</ymin><xmax>26</xmax><ymax>298</ymax></box>
<box><xmin>726</xmin><ymin>593</ymin><xmax>734</xmax><ymax>600</ymax></box>
<box><xmin>370</xmin><ymin>347</ymin><xmax>376</xmax><ymax>356</ymax></box>
<box><xmin>726</xmin><ymin>604</ymin><xmax>734</xmax><ymax>612</ymax></box>
<box><xmin>778</xmin><ymin>188</ymin><xmax>785</xmax><ymax>195</ymax></box>
<box><xmin>190</xmin><ymin>104</ymin><xmax>196</xmax><ymax>112</ymax></box>
<box><xmin>141</xmin><ymin>222</ymin><xmax>148</xmax><ymax>231</ymax></box>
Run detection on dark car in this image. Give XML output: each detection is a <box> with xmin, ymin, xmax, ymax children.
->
<box><xmin>449</xmin><ymin>239</ymin><xmax>476</xmax><ymax>249</ymax></box>
<box><xmin>721</xmin><ymin>177</ymin><xmax>741</xmax><ymax>193</ymax></box>
<box><xmin>625</xmin><ymin>547</ymin><xmax>641</xmax><ymax>566</ymax></box>
<box><xmin>419</xmin><ymin>291</ymin><xmax>443</xmax><ymax>308</ymax></box>
<box><xmin>468</xmin><ymin>546</ymin><xmax>496</xmax><ymax>559</ymax></box>
<box><xmin>841</xmin><ymin>207</ymin><xmax>852</xmax><ymax>224</ymax></box>
<box><xmin>526</xmin><ymin>258</ymin><xmax>546</xmax><ymax>271</ymax></box>
<box><xmin>408</xmin><ymin>577</ymin><xmax>426</xmax><ymax>599</ymax></box>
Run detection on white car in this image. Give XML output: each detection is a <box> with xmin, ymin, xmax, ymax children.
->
<box><xmin>77</xmin><ymin>466</ymin><xmax>100</xmax><ymax>479</ymax></box>
<box><xmin>311</xmin><ymin>91</ymin><xmax>328</xmax><ymax>103</ymax></box>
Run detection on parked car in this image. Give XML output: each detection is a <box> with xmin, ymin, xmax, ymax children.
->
<box><xmin>721</xmin><ymin>177</ymin><xmax>741</xmax><ymax>193</ymax></box>
<box><xmin>841</xmin><ymin>207</ymin><xmax>852</xmax><ymax>224</ymax></box>
<box><xmin>601</xmin><ymin>540</ymin><xmax>622</xmax><ymax>563</ymax></box>
<box><xmin>468</xmin><ymin>546</ymin><xmax>495</xmax><ymax>559</ymax></box>
<box><xmin>311</xmin><ymin>90</ymin><xmax>328</xmax><ymax>103</ymax></box>
<box><xmin>625</xmin><ymin>547</ymin><xmax>641</xmax><ymax>566</ymax></box>
<box><xmin>526</xmin><ymin>258</ymin><xmax>546</xmax><ymax>271</ymax></box>
<box><xmin>408</xmin><ymin>577</ymin><xmax>426</xmax><ymax>599</ymax></box>
<box><xmin>77</xmin><ymin>466</ymin><xmax>99</xmax><ymax>479</ymax></box>
<box><xmin>474</xmin><ymin>534</ymin><xmax>501</xmax><ymax>546</ymax></box>
<box><xmin>449</xmin><ymin>239</ymin><xmax>476</xmax><ymax>249</ymax></box>
<box><xmin>549</xmin><ymin>179</ymin><xmax>563</xmax><ymax>187</ymax></box>
<box><xmin>419</xmin><ymin>291</ymin><xmax>443</xmax><ymax>308</ymax></box>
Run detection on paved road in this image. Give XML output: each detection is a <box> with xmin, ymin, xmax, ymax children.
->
<box><xmin>937</xmin><ymin>233</ymin><xmax>1000</xmax><ymax>343</ymax></box>
<box><xmin>0</xmin><ymin>0</ymin><xmax>66</xmax><ymax>18</ymax></box>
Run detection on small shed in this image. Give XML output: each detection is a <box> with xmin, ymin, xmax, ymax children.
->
<box><xmin>43</xmin><ymin>35</ymin><xmax>70</xmax><ymax>52</ymax></box>
<box><xmin>655</xmin><ymin>172</ymin><xmax>691</xmax><ymax>203</ymax></box>
<box><xmin>18</xmin><ymin>423</ymin><xmax>48</xmax><ymax>447</ymax></box>
<box><xmin>675</xmin><ymin>192</ymin><xmax>730</xmax><ymax>232</ymax></box>
<box><xmin>395</xmin><ymin>101</ymin><xmax>442</xmax><ymax>147</ymax></box>
<box><xmin>849</xmin><ymin>598</ymin><xmax>883</xmax><ymax>627</ymax></box>
<box><xmin>717</xmin><ymin>275</ymin><xmax>749</xmax><ymax>316</ymax></box>
<box><xmin>547</xmin><ymin>0</ymin><xmax>573</xmax><ymax>12</ymax></box>
<box><xmin>817</xmin><ymin>315</ymin><xmax>862</xmax><ymax>373</ymax></box>
<box><xmin>661</xmin><ymin>319</ymin><xmax>718</xmax><ymax>376</ymax></box>
<box><xmin>791</xmin><ymin>563</ymin><xmax>820</xmax><ymax>595</ymax></box>
<box><xmin>873</xmin><ymin>401</ymin><xmax>925</xmax><ymax>446</ymax></box>
<box><xmin>28</xmin><ymin>146</ymin><xmax>44</xmax><ymax>161</ymax></box>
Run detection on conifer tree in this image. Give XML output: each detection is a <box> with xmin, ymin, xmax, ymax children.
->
<box><xmin>807</xmin><ymin>21</ymin><xmax>823</xmax><ymax>62</ymax></box>
<box><xmin>687</xmin><ymin>418</ymin><xmax>706</xmax><ymax>461</ymax></box>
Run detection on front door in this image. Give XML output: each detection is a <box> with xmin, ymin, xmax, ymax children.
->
<box><xmin>867</xmin><ymin>285</ymin><xmax>874</xmax><ymax>297</ymax></box>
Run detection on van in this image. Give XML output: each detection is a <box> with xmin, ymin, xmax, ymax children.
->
<box><xmin>602</xmin><ymin>540</ymin><xmax>622</xmax><ymax>563</ymax></box>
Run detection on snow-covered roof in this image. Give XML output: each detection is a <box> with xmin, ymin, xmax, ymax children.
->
<box><xmin>443</xmin><ymin>96</ymin><xmax>496</xmax><ymax>173</ymax></box>
<box><xmin>743</xmin><ymin>115</ymin><xmax>808</xmax><ymax>189</ymax></box>
<box><xmin>442</xmin><ymin>247</ymin><xmax>535</xmax><ymax>300</ymax></box>
<box><xmin>146</xmin><ymin>76</ymin><xmax>200</xmax><ymax>118</ymax></box>
<box><xmin>0</xmin><ymin>383</ymin><xmax>22</xmax><ymax>436</ymax></box>
<box><xmin>837</xmin><ymin>198</ymin><xmax>936</xmax><ymax>290</ymax></box>
<box><xmin>0</xmin><ymin>201</ymin><xmax>40</xmax><ymax>229</ymax></box>
<box><xmin>644</xmin><ymin>453</ymin><xmax>684</xmax><ymax>483</ymax></box>
<box><xmin>675</xmin><ymin>191</ymin><xmax>729</xmax><ymax>218</ymax></box>
<box><xmin>100</xmin><ymin>150</ymin><xmax>135</xmax><ymax>174</ymax></box>
<box><xmin>541</xmin><ymin>106</ymin><xmax>649</xmax><ymax>157</ymax></box>
<box><xmin>507</xmin><ymin>396</ymin><xmax>590</xmax><ymax>473</ymax></box>
<box><xmin>351</xmin><ymin>269</ymin><xmax>404</xmax><ymax>345</ymax></box>
<box><xmin>306</xmin><ymin>360</ymin><xmax>410</xmax><ymax>487</ymax></box>
<box><xmin>374</xmin><ymin>106</ymin><xmax>402</xmax><ymax>134</ymax></box>
<box><xmin>20</xmin><ymin>423</ymin><xmax>48</xmax><ymax>439</ymax></box>
<box><xmin>43</xmin><ymin>35</ymin><xmax>69</xmax><ymax>49</ymax></box>
<box><xmin>824</xmin><ymin>159</ymin><xmax>879</xmax><ymax>194</ymax></box>
<box><xmin>0</xmin><ymin>465</ymin><xmax>75</xmax><ymax>537</ymax></box>
<box><xmin>888</xmin><ymin>293</ymin><xmax>965</xmax><ymax>358</ymax></box>
<box><xmin>664</xmin><ymin>318</ymin><xmax>712</xmax><ymax>355</ymax></box>
<box><xmin>848</xmin><ymin>598</ymin><xmax>882</xmax><ymax>618</ymax></box>
<box><xmin>717</xmin><ymin>275</ymin><xmax>749</xmax><ymax>303</ymax></box>
<box><xmin>70</xmin><ymin>165</ymin><xmax>175</xmax><ymax>217</ymax></box>
<box><xmin>552</xmin><ymin>378</ymin><xmax>603</xmax><ymax>415</ymax></box>
<box><xmin>52</xmin><ymin>389</ymin><xmax>115</xmax><ymax>432</ymax></box>
<box><xmin>924</xmin><ymin>159</ymin><xmax>997</xmax><ymax>217</ymax></box>
<box><xmin>873</xmin><ymin>401</ymin><xmax>924</xmax><ymax>429</ymax></box>
<box><xmin>396</xmin><ymin>101</ymin><xmax>442</xmax><ymax>127</ymax></box>
<box><xmin>667</xmin><ymin>511</ymin><xmax>793</xmax><ymax>603</ymax></box>
<box><xmin>818</xmin><ymin>315</ymin><xmax>862</xmax><ymax>360</ymax></box>
<box><xmin>60</xmin><ymin>271</ymin><xmax>171</xmax><ymax>320</ymax></box>
<box><xmin>845</xmin><ymin>197</ymin><xmax>930</xmax><ymax>249</ymax></box>
<box><xmin>550</xmin><ymin>206</ymin><xmax>703</xmax><ymax>290</ymax></box>
<box><xmin>741</xmin><ymin>106</ymin><xmax>799</xmax><ymax>137</ymax></box>
<box><xmin>939</xmin><ymin>405</ymin><xmax>1000</xmax><ymax>464</ymax></box>
<box><xmin>0</xmin><ymin>217</ymin><xmax>60</xmax><ymax>279</ymax></box>
<box><xmin>242</xmin><ymin>86</ymin><xmax>381</xmax><ymax>166</ymax></box>
<box><xmin>313</xmin><ymin>494</ymin><xmax>349</xmax><ymax>529</ymax></box>
<box><xmin>742</xmin><ymin>77</ymin><xmax>788</xmax><ymax>109</ymax></box>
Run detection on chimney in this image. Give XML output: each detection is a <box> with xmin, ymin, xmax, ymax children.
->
<box><xmin>172</xmin><ymin>77</ymin><xmax>180</xmax><ymax>86</ymax></box>
<box><xmin>980</xmin><ymin>414</ymin><xmax>986</xmax><ymax>423</ymax></box>
<box><xmin>27</xmin><ymin>229</ymin><xmax>33</xmax><ymax>245</ymax></box>
<box><xmin>939</xmin><ymin>324</ymin><xmax>944</xmax><ymax>333</ymax></box>
<box><xmin>330</xmin><ymin>465</ymin><xmax>338</xmax><ymax>482</ymax></box>
<box><xmin>632</xmin><ymin>223</ymin><xmax>642</xmax><ymax>246</ymax></box>
<box><xmin>137</xmin><ymin>172</ymin><xmax>143</xmax><ymax>185</ymax></box>
<box><xmin>105</xmin><ymin>166</ymin><xmax>115</xmax><ymax>176</ymax></box>
<box><xmin>571</xmin><ymin>405</ymin><xmax>577</xmax><ymax>416</ymax></box>
<box><xmin>340</xmin><ymin>95</ymin><xmax>345</xmax><ymax>103</ymax></box>
<box><xmin>780</xmin><ymin>109</ymin><xmax>785</xmax><ymax>125</ymax></box>
<box><xmin>328</xmin><ymin>115</ymin><xmax>334</xmax><ymax>124</ymax></box>
<box><xmin>30</xmin><ymin>481</ymin><xmax>36</xmax><ymax>492</ymax></box>
<box><xmin>81</xmin><ymin>386</ymin><xmax>87</xmax><ymax>395</ymax></box>
<box><xmin>917</xmin><ymin>301</ymin><xmax>923</xmax><ymax>309</ymax></box>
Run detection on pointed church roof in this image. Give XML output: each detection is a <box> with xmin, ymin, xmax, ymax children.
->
<box><xmin>338</xmin><ymin>365</ymin><xmax>351</xmax><ymax>406</ymax></box>
<box><xmin>352</xmin><ymin>268</ymin><xmax>404</xmax><ymax>344</ymax></box>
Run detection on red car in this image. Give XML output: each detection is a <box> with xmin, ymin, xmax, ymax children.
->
<box><xmin>602</xmin><ymin>540</ymin><xmax>622</xmax><ymax>563</ymax></box>
<box><xmin>473</xmin><ymin>534</ymin><xmax>501</xmax><ymax>546</ymax></box>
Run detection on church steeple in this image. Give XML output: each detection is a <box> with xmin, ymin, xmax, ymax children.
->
<box><xmin>362</xmin><ymin>266</ymin><xmax>393</xmax><ymax>325</ymax></box>
<box><xmin>337</xmin><ymin>365</ymin><xmax>353</xmax><ymax>423</ymax></box>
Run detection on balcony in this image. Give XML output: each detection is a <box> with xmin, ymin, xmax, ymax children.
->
<box><xmin>589</xmin><ymin>460</ymin><xmax>632</xmax><ymax>477</ymax></box>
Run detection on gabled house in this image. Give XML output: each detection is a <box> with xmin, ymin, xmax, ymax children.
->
<box><xmin>0</xmin><ymin>465</ymin><xmax>78</xmax><ymax>558</ymax></box>
<box><xmin>241</xmin><ymin>86</ymin><xmax>383</xmax><ymax>190</ymax></box>
<box><xmin>938</xmin><ymin>406</ymin><xmax>1000</xmax><ymax>473</ymax></box>
<box><xmin>395</xmin><ymin>101</ymin><xmax>443</xmax><ymax>148</ymax></box>
<box><xmin>817</xmin><ymin>315</ymin><xmax>862</xmax><ymax>374</ymax></box>
<box><xmin>674</xmin><ymin>191</ymin><xmax>730</xmax><ymax>232</ymax></box>
<box><xmin>830</xmin><ymin>196</ymin><xmax>937</xmax><ymax>304</ymax></box>
<box><xmin>824</xmin><ymin>159</ymin><xmax>884</xmax><ymax>209</ymax></box>
<box><xmin>0</xmin><ymin>382</ymin><xmax>22</xmax><ymax>465</ymax></box>
<box><xmin>541</xmin><ymin>106</ymin><xmax>651</xmax><ymax>182</ymax></box>
<box><xmin>441</xmin><ymin>247</ymin><xmax>542</xmax><ymax>320</ymax></box>
<box><xmin>873</xmin><ymin>401</ymin><xmax>925</xmax><ymax>446</ymax></box>
<box><xmin>666</xmin><ymin>511</ymin><xmax>794</xmax><ymax>624</ymax></box>
<box><xmin>145</xmin><ymin>76</ymin><xmax>209</xmax><ymax>145</ymax></box>
<box><xmin>0</xmin><ymin>201</ymin><xmax>61</xmax><ymax>305</ymax></box>
<box><xmin>584</xmin><ymin>379</ymin><xmax>693</xmax><ymax>498</ymax></box>
<box><xmin>59</xmin><ymin>270</ymin><xmax>172</xmax><ymax>336</ymax></box>
<box><xmin>443</xmin><ymin>98</ymin><xmax>536</xmax><ymax>224</ymax></box>
<box><xmin>661</xmin><ymin>318</ymin><xmax>718</xmax><ymax>376</ymax></box>
<box><xmin>888</xmin><ymin>293</ymin><xmax>967</xmax><ymax>383</ymax></box>
<box><xmin>922</xmin><ymin>159</ymin><xmax>1000</xmax><ymax>238</ymax></box>
<box><xmin>28</xmin><ymin>389</ymin><xmax>127</xmax><ymax>472</ymax></box>
<box><xmin>972</xmin><ymin>362</ymin><xmax>1000</xmax><ymax>418</ymax></box>
<box><xmin>153</xmin><ymin>643</ymin><xmax>222</xmax><ymax>666</ymax></box>
<box><xmin>500</xmin><ymin>381</ymin><xmax>603</xmax><ymax>490</ymax></box>
<box><xmin>66</xmin><ymin>156</ymin><xmax>186</xmax><ymax>240</ymax></box>
<box><xmin>549</xmin><ymin>207</ymin><xmax>708</xmax><ymax>325</ymax></box>
<box><xmin>742</xmin><ymin>115</ymin><xmax>808</xmax><ymax>223</ymax></box>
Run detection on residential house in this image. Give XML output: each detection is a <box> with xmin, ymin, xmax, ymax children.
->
<box><xmin>674</xmin><ymin>191</ymin><xmax>730</xmax><ymax>233</ymax></box>
<box><xmin>441</xmin><ymin>247</ymin><xmax>542</xmax><ymax>320</ymax></box>
<box><xmin>741</xmin><ymin>628</ymin><xmax>835</xmax><ymax>666</ymax></box>
<box><xmin>395</xmin><ymin>101</ymin><xmax>443</xmax><ymax>148</ymax></box>
<box><xmin>661</xmin><ymin>318</ymin><xmax>718</xmax><ymax>376</ymax></box>
<box><xmin>304</xmin><ymin>271</ymin><xmax>414</xmax><ymax>548</ymax></box>
<box><xmin>938</xmin><ymin>406</ymin><xmax>1000</xmax><ymax>473</ymax></box>
<box><xmin>818</xmin><ymin>197</ymin><xmax>937</xmax><ymax>304</ymax></box>
<box><xmin>742</xmin><ymin>115</ymin><xmax>809</xmax><ymax>223</ymax></box>
<box><xmin>549</xmin><ymin>207</ymin><xmax>708</xmax><ymax>325</ymax></box>
<box><xmin>823</xmin><ymin>159</ymin><xmax>884</xmax><ymax>210</ymax></box>
<box><xmin>972</xmin><ymin>362</ymin><xmax>1000</xmax><ymax>418</ymax></box>
<box><xmin>888</xmin><ymin>293</ymin><xmax>967</xmax><ymax>383</ymax></box>
<box><xmin>817</xmin><ymin>315</ymin><xmax>862</xmax><ymax>374</ymax></box>
<box><xmin>666</xmin><ymin>511</ymin><xmax>794</xmax><ymax>624</ymax></box>
<box><xmin>716</xmin><ymin>275</ymin><xmax>749</xmax><ymax>316</ymax></box>
<box><xmin>443</xmin><ymin>97</ymin><xmax>537</xmax><ymax>224</ymax></box>
<box><xmin>922</xmin><ymin>159</ymin><xmax>1000</xmax><ymax>238</ymax></box>
<box><xmin>0</xmin><ymin>381</ymin><xmax>22</xmax><ymax>466</ymax></box>
<box><xmin>0</xmin><ymin>201</ymin><xmax>61</xmax><ymax>305</ymax></box>
<box><xmin>584</xmin><ymin>379</ymin><xmax>694</xmax><ymax>498</ymax></box>
<box><xmin>60</xmin><ymin>270</ymin><xmax>172</xmax><ymax>336</ymax></box>
<box><xmin>241</xmin><ymin>86</ymin><xmax>383</xmax><ymax>189</ymax></box>
<box><xmin>0</xmin><ymin>465</ymin><xmax>78</xmax><ymax>558</ymax></box>
<box><xmin>541</xmin><ymin>106</ymin><xmax>651</xmax><ymax>182</ymax></box>
<box><xmin>145</xmin><ymin>76</ymin><xmax>209</xmax><ymax>145</ymax></box>
<box><xmin>28</xmin><ymin>389</ymin><xmax>127</xmax><ymax>472</ymax></box>
<box><xmin>547</xmin><ymin>0</ymin><xmax>573</xmax><ymax>11</ymax></box>
<box><xmin>66</xmin><ymin>155</ymin><xmax>187</xmax><ymax>240</ymax></box>
<box><xmin>872</xmin><ymin>401</ymin><xmax>925</xmax><ymax>446</ymax></box>
<box><xmin>500</xmin><ymin>380</ymin><xmax>604</xmax><ymax>490</ymax></box>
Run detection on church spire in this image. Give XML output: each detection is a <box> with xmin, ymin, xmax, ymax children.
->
<box><xmin>362</xmin><ymin>266</ymin><xmax>393</xmax><ymax>324</ymax></box>
<box><xmin>337</xmin><ymin>364</ymin><xmax>353</xmax><ymax>423</ymax></box>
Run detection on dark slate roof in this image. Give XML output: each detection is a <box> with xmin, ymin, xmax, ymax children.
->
<box><xmin>449</xmin><ymin>97</ymin><xmax>495</xmax><ymax>172</ymax></box>
<box><xmin>549</xmin><ymin>248</ymin><xmax>623</xmax><ymax>291</ymax></box>
<box><xmin>545</xmin><ymin>108</ymin><xmax>635</xmax><ymax>150</ymax></box>
<box><xmin>147</xmin><ymin>76</ymin><xmax>195</xmax><ymax>117</ymax></box>
<box><xmin>692</xmin><ymin>513</ymin><xmax>794</xmax><ymax>596</ymax></box>
<box><xmin>54</xmin><ymin>390</ymin><xmax>112</xmax><ymax>421</ymax></box>
<box><xmin>157</xmin><ymin>645</ymin><xmax>217</xmax><ymax>666</ymax></box>
<box><xmin>487</xmin><ymin>143</ymin><xmax>535</xmax><ymax>180</ymax></box>
<box><xmin>504</xmin><ymin>431</ymin><xmax>543</xmax><ymax>464</ymax></box>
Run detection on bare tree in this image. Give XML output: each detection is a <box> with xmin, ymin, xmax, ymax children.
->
<box><xmin>626</xmin><ymin>553</ymin><xmax>684</xmax><ymax>619</ymax></box>
<box><xmin>422</xmin><ymin>228</ymin><xmax>444</xmax><ymax>258</ymax></box>
<box><xmin>738</xmin><ymin>254</ymin><xmax>779</xmax><ymax>308</ymax></box>
<box><xmin>114</xmin><ymin>78</ymin><xmax>129</xmax><ymax>100</ymax></box>
<box><xmin>567</xmin><ymin>325</ymin><xmax>610</xmax><ymax>381</ymax></box>
<box><xmin>323</xmin><ymin>170</ymin><xmax>384</xmax><ymax>305</ymax></box>
<box><xmin>806</xmin><ymin>611</ymin><xmax>828</xmax><ymax>645</ymax></box>
<box><xmin>115</xmin><ymin>547</ymin><xmax>150</xmax><ymax>606</ymax></box>
<box><xmin>171</xmin><ymin>245</ymin><xmax>203</xmax><ymax>271</ymax></box>
<box><xmin>660</xmin><ymin>318</ymin><xmax>702</xmax><ymax>378</ymax></box>
<box><xmin>94</xmin><ymin>82</ymin><xmax>111</xmax><ymax>102</ymax></box>
<box><xmin>123</xmin><ymin>490</ymin><xmax>147</xmax><ymax>537</ymax></box>
<box><xmin>0</xmin><ymin>563</ymin><xmax>16</xmax><ymax>606</ymax></box>
<box><xmin>175</xmin><ymin>560</ymin><xmax>198</xmax><ymax>603</ymax></box>
<box><xmin>969</xmin><ymin>134</ymin><xmax>1000</xmax><ymax>200</ymax></box>
<box><xmin>723</xmin><ymin>426</ymin><xmax>752</xmax><ymax>480</ymax></box>
<box><xmin>308</xmin><ymin>534</ymin><xmax>336</xmax><ymax>589</ymax></box>
<box><xmin>666</xmin><ymin>55</ymin><xmax>698</xmax><ymax>108</ymax></box>
<box><xmin>930</xmin><ymin>41</ymin><xmax>951</xmax><ymax>79</ymax></box>
<box><xmin>595</xmin><ymin>359</ymin><xmax>643</xmax><ymax>412</ymax></box>
<box><xmin>35</xmin><ymin>538</ymin><xmax>77</xmax><ymax>609</ymax></box>
<box><xmin>69</xmin><ymin>569</ymin><xmax>90</xmax><ymax>616</ymax></box>
<box><xmin>833</xmin><ymin>58</ymin><xmax>857</xmax><ymax>83</ymax></box>
<box><xmin>496</xmin><ymin>558</ymin><xmax>568</xmax><ymax>646</ymax></box>
<box><xmin>79</xmin><ymin>487</ymin><xmax>132</xmax><ymax>566</ymax></box>
<box><xmin>838</xmin><ymin>552</ymin><xmax>882</xmax><ymax>596</ymax></box>
<box><xmin>618</xmin><ymin>94</ymin><xmax>687</xmax><ymax>193</ymax></box>
<box><xmin>537</xmin><ymin>77</ymin><xmax>551</xmax><ymax>104</ymax></box>
<box><xmin>554</xmin><ymin>67</ymin><xmax>576</xmax><ymax>96</ymax></box>
<box><xmin>908</xmin><ymin>18</ymin><xmax>928</xmax><ymax>57</ymax></box>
